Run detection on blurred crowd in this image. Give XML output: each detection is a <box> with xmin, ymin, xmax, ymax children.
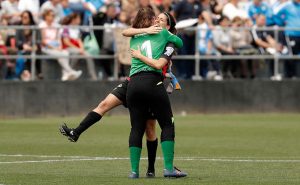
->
<box><xmin>0</xmin><ymin>0</ymin><xmax>299</xmax><ymax>81</ymax></box>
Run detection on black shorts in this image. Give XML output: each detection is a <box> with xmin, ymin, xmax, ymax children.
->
<box><xmin>111</xmin><ymin>80</ymin><xmax>129</xmax><ymax>107</ymax></box>
<box><xmin>110</xmin><ymin>79</ymin><xmax>156</xmax><ymax>120</ymax></box>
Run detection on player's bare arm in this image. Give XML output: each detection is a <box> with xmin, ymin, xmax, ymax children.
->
<box><xmin>130</xmin><ymin>47</ymin><xmax>168</xmax><ymax>70</ymax></box>
<box><xmin>122</xmin><ymin>25</ymin><xmax>162</xmax><ymax>37</ymax></box>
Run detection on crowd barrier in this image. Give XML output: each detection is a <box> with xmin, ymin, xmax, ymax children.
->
<box><xmin>0</xmin><ymin>25</ymin><xmax>300</xmax><ymax>80</ymax></box>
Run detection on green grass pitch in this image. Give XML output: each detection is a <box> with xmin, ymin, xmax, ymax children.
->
<box><xmin>0</xmin><ymin>114</ymin><xmax>300</xmax><ymax>185</ymax></box>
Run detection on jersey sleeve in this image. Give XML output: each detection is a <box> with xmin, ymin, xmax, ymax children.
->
<box><xmin>160</xmin><ymin>42</ymin><xmax>176</xmax><ymax>61</ymax></box>
<box><xmin>162</xmin><ymin>29</ymin><xmax>183</xmax><ymax>49</ymax></box>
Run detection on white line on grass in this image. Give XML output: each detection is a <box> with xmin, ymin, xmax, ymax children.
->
<box><xmin>1</xmin><ymin>156</ymin><xmax>300</xmax><ymax>164</ymax></box>
<box><xmin>1</xmin><ymin>154</ymin><xmax>300</xmax><ymax>159</ymax></box>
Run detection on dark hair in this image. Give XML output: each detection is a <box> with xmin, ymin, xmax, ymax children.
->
<box><xmin>21</xmin><ymin>10</ymin><xmax>36</xmax><ymax>25</ymax></box>
<box><xmin>163</xmin><ymin>12</ymin><xmax>177</xmax><ymax>34</ymax></box>
<box><xmin>218</xmin><ymin>15</ymin><xmax>229</xmax><ymax>24</ymax></box>
<box><xmin>132</xmin><ymin>7</ymin><xmax>155</xmax><ymax>28</ymax></box>
<box><xmin>61</xmin><ymin>13</ymin><xmax>80</xmax><ymax>25</ymax></box>
<box><xmin>106</xmin><ymin>2</ymin><xmax>116</xmax><ymax>9</ymax></box>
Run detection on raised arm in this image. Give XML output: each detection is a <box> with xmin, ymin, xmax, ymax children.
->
<box><xmin>163</xmin><ymin>29</ymin><xmax>183</xmax><ymax>48</ymax></box>
<box><xmin>122</xmin><ymin>25</ymin><xmax>162</xmax><ymax>37</ymax></box>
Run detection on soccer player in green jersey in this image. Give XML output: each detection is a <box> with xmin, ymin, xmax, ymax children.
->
<box><xmin>59</xmin><ymin>10</ymin><xmax>185</xmax><ymax>178</ymax></box>
<box><xmin>126</xmin><ymin>7</ymin><xmax>187</xmax><ymax>178</ymax></box>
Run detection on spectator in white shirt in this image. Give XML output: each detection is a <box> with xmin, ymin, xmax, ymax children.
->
<box><xmin>18</xmin><ymin>0</ymin><xmax>40</xmax><ymax>22</ymax></box>
<box><xmin>222</xmin><ymin>0</ymin><xmax>248</xmax><ymax>21</ymax></box>
<box><xmin>39</xmin><ymin>9</ymin><xmax>82</xmax><ymax>81</ymax></box>
<box><xmin>40</xmin><ymin>0</ymin><xmax>65</xmax><ymax>23</ymax></box>
<box><xmin>213</xmin><ymin>16</ymin><xmax>237</xmax><ymax>78</ymax></box>
<box><xmin>1</xmin><ymin>0</ymin><xmax>21</xmax><ymax>25</ymax></box>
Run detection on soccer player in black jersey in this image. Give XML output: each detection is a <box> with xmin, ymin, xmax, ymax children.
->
<box><xmin>59</xmin><ymin>11</ymin><xmax>185</xmax><ymax>178</ymax></box>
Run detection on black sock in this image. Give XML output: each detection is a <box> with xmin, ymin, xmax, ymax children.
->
<box><xmin>74</xmin><ymin>111</ymin><xmax>102</xmax><ymax>135</ymax></box>
<box><xmin>147</xmin><ymin>138</ymin><xmax>158</xmax><ymax>172</ymax></box>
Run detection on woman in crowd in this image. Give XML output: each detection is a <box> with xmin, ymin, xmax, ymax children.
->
<box><xmin>197</xmin><ymin>13</ymin><xmax>221</xmax><ymax>80</ymax></box>
<box><xmin>16</xmin><ymin>10</ymin><xmax>42</xmax><ymax>81</ymax></box>
<box><xmin>0</xmin><ymin>16</ymin><xmax>17</xmax><ymax>79</ymax></box>
<box><xmin>61</xmin><ymin>13</ymin><xmax>97</xmax><ymax>80</ymax></box>
<box><xmin>230</xmin><ymin>16</ymin><xmax>259</xmax><ymax>78</ymax></box>
<box><xmin>39</xmin><ymin>9</ymin><xmax>82</xmax><ymax>81</ymax></box>
<box><xmin>213</xmin><ymin>15</ymin><xmax>237</xmax><ymax>78</ymax></box>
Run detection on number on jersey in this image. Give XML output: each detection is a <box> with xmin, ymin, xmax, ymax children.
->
<box><xmin>141</xmin><ymin>40</ymin><xmax>152</xmax><ymax>59</ymax></box>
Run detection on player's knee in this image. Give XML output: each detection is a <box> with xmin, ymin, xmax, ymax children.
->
<box><xmin>145</xmin><ymin>120</ymin><xmax>157</xmax><ymax>141</ymax></box>
<box><xmin>145</xmin><ymin>127</ymin><xmax>156</xmax><ymax>141</ymax></box>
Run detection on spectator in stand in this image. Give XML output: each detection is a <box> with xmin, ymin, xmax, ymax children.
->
<box><xmin>248</xmin><ymin>0</ymin><xmax>274</xmax><ymax>26</ymax></box>
<box><xmin>272</xmin><ymin>0</ymin><xmax>289</xmax><ymax>13</ymax></box>
<box><xmin>157</xmin><ymin>0</ymin><xmax>173</xmax><ymax>13</ymax></box>
<box><xmin>201</xmin><ymin>0</ymin><xmax>223</xmax><ymax>14</ymax></box>
<box><xmin>39</xmin><ymin>0</ymin><xmax>48</xmax><ymax>6</ymax></box>
<box><xmin>18</xmin><ymin>0</ymin><xmax>40</xmax><ymax>22</ymax></box>
<box><xmin>68</xmin><ymin>0</ymin><xmax>88</xmax><ymax>14</ymax></box>
<box><xmin>121</xmin><ymin>0</ymin><xmax>139</xmax><ymax>23</ymax></box>
<box><xmin>0</xmin><ymin>16</ymin><xmax>17</xmax><ymax>79</ymax></box>
<box><xmin>0</xmin><ymin>0</ymin><xmax>21</xmax><ymax>25</ymax></box>
<box><xmin>40</xmin><ymin>0</ymin><xmax>65</xmax><ymax>23</ymax></box>
<box><xmin>61</xmin><ymin>13</ymin><xmax>97</xmax><ymax>80</ymax></box>
<box><xmin>39</xmin><ymin>9</ymin><xmax>82</xmax><ymax>81</ymax></box>
<box><xmin>222</xmin><ymin>0</ymin><xmax>248</xmax><ymax>21</ymax></box>
<box><xmin>138</xmin><ymin>0</ymin><xmax>160</xmax><ymax>15</ymax></box>
<box><xmin>197</xmin><ymin>14</ymin><xmax>221</xmax><ymax>80</ymax></box>
<box><xmin>93</xmin><ymin>3</ymin><xmax>118</xmax><ymax>79</ymax></box>
<box><xmin>61</xmin><ymin>0</ymin><xmax>73</xmax><ymax>17</ymax></box>
<box><xmin>274</xmin><ymin>0</ymin><xmax>300</xmax><ymax>78</ymax></box>
<box><xmin>83</xmin><ymin>0</ymin><xmax>105</xmax><ymax>25</ymax></box>
<box><xmin>230</xmin><ymin>16</ymin><xmax>259</xmax><ymax>78</ymax></box>
<box><xmin>117</xmin><ymin>11</ymin><xmax>130</xmax><ymax>27</ymax></box>
<box><xmin>201</xmin><ymin>0</ymin><xmax>224</xmax><ymax>24</ymax></box>
<box><xmin>251</xmin><ymin>14</ymin><xmax>281</xmax><ymax>55</ymax></box>
<box><xmin>172</xmin><ymin>0</ymin><xmax>213</xmax><ymax>79</ymax></box>
<box><xmin>16</xmin><ymin>10</ymin><xmax>43</xmax><ymax>81</ymax></box>
<box><xmin>213</xmin><ymin>16</ymin><xmax>237</xmax><ymax>78</ymax></box>
<box><xmin>251</xmin><ymin>14</ymin><xmax>283</xmax><ymax>77</ymax></box>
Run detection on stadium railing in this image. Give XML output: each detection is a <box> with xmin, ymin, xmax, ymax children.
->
<box><xmin>0</xmin><ymin>25</ymin><xmax>299</xmax><ymax>81</ymax></box>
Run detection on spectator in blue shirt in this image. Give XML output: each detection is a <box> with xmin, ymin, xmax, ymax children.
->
<box><xmin>83</xmin><ymin>0</ymin><xmax>105</xmax><ymax>25</ymax></box>
<box><xmin>61</xmin><ymin>0</ymin><xmax>73</xmax><ymax>17</ymax></box>
<box><xmin>248</xmin><ymin>0</ymin><xmax>274</xmax><ymax>26</ymax></box>
<box><xmin>274</xmin><ymin>0</ymin><xmax>300</xmax><ymax>77</ymax></box>
<box><xmin>197</xmin><ymin>14</ymin><xmax>221</xmax><ymax>79</ymax></box>
<box><xmin>274</xmin><ymin>0</ymin><xmax>300</xmax><ymax>38</ymax></box>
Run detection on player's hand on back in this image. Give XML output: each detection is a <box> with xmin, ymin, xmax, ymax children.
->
<box><xmin>130</xmin><ymin>46</ymin><xmax>142</xmax><ymax>59</ymax></box>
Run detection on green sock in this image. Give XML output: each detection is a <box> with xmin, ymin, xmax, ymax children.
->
<box><xmin>161</xmin><ymin>141</ymin><xmax>174</xmax><ymax>171</ymax></box>
<box><xmin>129</xmin><ymin>147</ymin><xmax>142</xmax><ymax>174</ymax></box>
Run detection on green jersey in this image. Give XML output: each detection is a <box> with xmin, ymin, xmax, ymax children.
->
<box><xmin>129</xmin><ymin>29</ymin><xmax>183</xmax><ymax>77</ymax></box>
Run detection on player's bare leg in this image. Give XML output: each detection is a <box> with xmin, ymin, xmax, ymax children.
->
<box><xmin>92</xmin><ymin>94</ymin><xmax>123</xmax><ymax>115</ymax></box>
<box><xmin>59</xmin><ymin>94</ymin><xmax>122</xmax><ymax>142</ymax></box>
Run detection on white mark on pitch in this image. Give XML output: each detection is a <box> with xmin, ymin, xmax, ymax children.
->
<box><xmin>1</xmin><ymin>154</ymin><xmax>300</xmax><ymax>164</ymax></box>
